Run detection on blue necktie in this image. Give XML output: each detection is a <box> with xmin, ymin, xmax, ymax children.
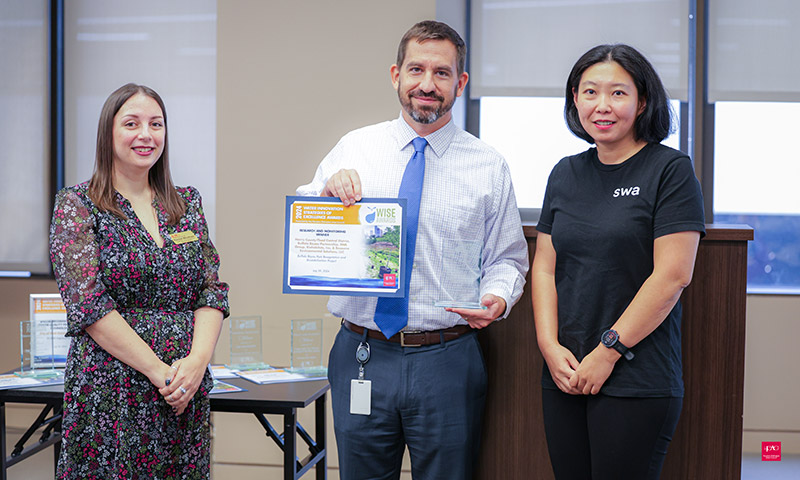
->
<box><xmin>373</xmin><ymin>137</ymin><xmax>427</xmax><ymax>339</ymax></box>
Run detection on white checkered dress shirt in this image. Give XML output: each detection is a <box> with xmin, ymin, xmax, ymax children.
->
<box><xmin>297</xmin><ymin>115</ymin><xmax>528</xmax><ymax>331</ymax></box>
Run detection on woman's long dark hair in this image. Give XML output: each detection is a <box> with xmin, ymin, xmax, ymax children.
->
<box><xmin>564</xmin><ymin>44</ymin><xmax>675</xmax><ymax>144</ymax></box>
<box><xmin>88</xmin><ymin>83</ymin><xmax>185</xmax><ymax>224</ymax></box>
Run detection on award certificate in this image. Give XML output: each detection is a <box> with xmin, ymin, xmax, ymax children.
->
<box><xmin>283</xmin><ymin>196</ymin><xmax>407</xmax><ymax>297</ymax></box>
<box><xmin>29</xmin><ymin>294</ymin><xmax>69</xmax><ymax>369</ymax></box>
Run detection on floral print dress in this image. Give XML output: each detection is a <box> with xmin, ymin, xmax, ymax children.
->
<box><xmin>49</xmin><ymin>182</ymin><xmax>229</xmax><ymax>480</ymax></box>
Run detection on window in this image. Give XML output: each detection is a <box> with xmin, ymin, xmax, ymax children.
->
<box><xmin>713</xmin><ymin>102</ymin><xmax>800</xmax><ymax>294</ymax></box>
<box><xmin>471</xmin><ymin>0</ymin><xmax>688</xmax><ymax>219</ymax></box>
<box><xmin>2</xmin><ymin>1</ymin><xmax>218</xmax><ymax>277</ymax></box>
<box><xmin>472</xmin><ymin>0</ymin><xmax>800</xmax><ymax>294</ymax></box>
<box><xmin>64</xmin><ymin>0</ymin><xmax>218</xmax><ymax>234</ymax></box>
<box><xmin>708</xmin><ymin>2</ymin><xmax>800</xmax><ymax>293</ymax></box>
<box><xmin>480</xmin><ymin>97</ymin><xmax>680</xmax><ymax>215</ymax></box>
<box><xmin>0</xmin><ymin>0</ymin><xmax>50</xmax><ymax>276</ymax></box>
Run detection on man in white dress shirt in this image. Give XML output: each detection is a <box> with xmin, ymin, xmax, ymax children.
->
<box><xmin>297</xmin><ymin>20</ymin><xmax>528</xmax><ymax>479</ymax></box>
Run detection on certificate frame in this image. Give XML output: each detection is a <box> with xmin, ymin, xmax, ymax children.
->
<box><xmin>283</xmin><ymin>196</ymin><xmax>407</xmax><ymax>297</ymax></box>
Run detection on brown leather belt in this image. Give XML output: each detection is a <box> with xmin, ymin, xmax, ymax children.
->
<box><xmin>343</xmin><ymin>320</ymin><xmax>473</xmax><ymax>347</ymax></box>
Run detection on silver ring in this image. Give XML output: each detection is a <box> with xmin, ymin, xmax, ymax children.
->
<box><xmin>170</xmin><ymin>365</ymin><xmax>178</xmax><ymax>371</ymax></box>
<box><xmin>179</xmin><ymin>386</ymin><xmax>187</xmax><ymax>394</ymax></box>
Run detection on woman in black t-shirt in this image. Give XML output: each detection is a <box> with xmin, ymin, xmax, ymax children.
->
<box><xmin>531</xmin><ymin>44</ymin><xmax>705</xmax><ymax>479</ymax></box>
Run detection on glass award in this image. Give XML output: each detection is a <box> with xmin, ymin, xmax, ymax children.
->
<box><xmin>17</xmin><ymin>320</ymin><xmax>60</xmax><ymax>378</ymax></box>
<box><xmin>289</xmin><ymin>318</ymin><xmax>327</xmax><ymax>376</ymax></box>
<box><xmin>434</xmin><ymin>239</ymin><xmax>486</xmax><ymax>310</ymax></box>
<box><xmin>227</xmin><ymin>315</ymin><xmax>269</xmax><ymax>370</ymax></box>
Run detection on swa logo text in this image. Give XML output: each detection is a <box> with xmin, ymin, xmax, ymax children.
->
<box><xmin>613</xmin><ymin>186</ymin><xmax>640</xmax><ymax>197</ymax></box>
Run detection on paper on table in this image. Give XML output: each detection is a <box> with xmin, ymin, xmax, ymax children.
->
<box><xmin>209</xmin><ymin>364</ymin><xmax>239</xmax><ymax>379</ymax></box>
<box><xmin>210</xmin><ymin>379</ymin><xmax>246</xmax><ymax>395</ymax></box>
<box><xmin>0</xmin><ymin>374</ymin><xmax>42</xmax><ymax>390</ymax></box>
<box><xmin>235</xmin><ymin>368</ymin><xmax>326</xmax><ymax>385</ymax></box>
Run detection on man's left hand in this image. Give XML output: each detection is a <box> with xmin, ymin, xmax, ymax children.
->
<box><xmin>446</xmin><ymin>294</ymin><xmax>506</xmax><ymax>329</ymax></box>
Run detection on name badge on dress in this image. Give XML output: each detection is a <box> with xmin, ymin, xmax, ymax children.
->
<box><xmin>169</xmin><ymin>231</ymin><xmax>199</xmax><ymax>245</ymax></box>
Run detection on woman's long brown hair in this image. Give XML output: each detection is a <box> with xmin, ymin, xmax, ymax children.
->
<box><xmin>88</xmin><ymin>83</ymin><xmax>185</xmax><ymax>224</ymax></box>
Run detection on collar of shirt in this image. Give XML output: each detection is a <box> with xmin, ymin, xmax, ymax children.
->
<box><xmin>393</xmin><ymin>113</ymin><xmax>457</xmax><ymax>160</ymax></box>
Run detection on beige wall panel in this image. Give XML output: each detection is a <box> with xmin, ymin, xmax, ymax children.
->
<box><xmin>216</xmin><ymin>0</ymin><xmax>435</xmax><ymax>338</ymax></box>
<box><xmin>4</xmin><ymin>404</ymin><xmax>50</xmax><ymax>435</ymax></box>
<box><xmin>212</xmin><ymin>412</ymin><xmax>286</xmax><ymax>465</ymax></box>
<box><xmin>742</xmin><ymin>431</ymin><xmax>800</xmax><ymax>455</ymax></box>
<box><xmin>742</xmin><ymin>295</ymin><xmax>800</xmax><ymax>453</ymax></box>
<box><xmin>215</xmin><ymin>0</ymin><xmax>435</xmax><ymax>472</ymax></box>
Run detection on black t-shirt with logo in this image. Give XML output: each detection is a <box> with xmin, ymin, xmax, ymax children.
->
<box><xmin>537</xmin><ymin>142</ymin><xmax>705</xmax><ymax>397</ymax></box>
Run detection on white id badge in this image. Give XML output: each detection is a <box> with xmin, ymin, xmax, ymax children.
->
<box><xmin>350</xmin><ymin>379</ymin><xmax>371</xmax><ymax>415</ymax></box>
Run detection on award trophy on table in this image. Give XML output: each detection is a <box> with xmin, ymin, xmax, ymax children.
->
<box><xmin>18</xmin><ymin>294</ymin><xmax>69</xmax><ymax>378</ymax></box>
<box><xmin>289</xmin><ymin>318</ymin><xmax>327</xmax><ymax>376</ymax></box>
<box><xmin>434</xmin><ymin>239</ymin><xmax>486</xmax><ymax>310</ymax></box>
<box><xmin>227</xmin><ymin>315</ymin><xmax>270</xmax><ymax>370</ymax></box>
<box><xmin>17</xmin><ymin>320</ymin><xmax>61</xmax><ymax>378</ymax></box>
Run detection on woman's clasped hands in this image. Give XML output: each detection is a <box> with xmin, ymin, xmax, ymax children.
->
<box><xmin>155</xmin><ymin>355</ymin><xmax>208</xmax><ymax>415</ymax></box>
<box><xmin>541</xmin><ymin>343</ymin><xmax>619</xmax><ymax>396</ymax></box>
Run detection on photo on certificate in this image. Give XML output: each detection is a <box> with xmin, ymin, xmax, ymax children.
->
<box><xmin>283</xmin><ymin>196</ymin><xmax>408</xmax><ymax>297</ymax></box>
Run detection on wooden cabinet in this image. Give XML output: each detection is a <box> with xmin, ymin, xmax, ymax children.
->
<box><xmin>476</xmin><ymin>225</ymin><xmax>753</xmax><ymax>479</ymax></box>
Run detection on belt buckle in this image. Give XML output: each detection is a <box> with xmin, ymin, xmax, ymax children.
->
<box><xmin>400</xmin><ymin>330</ymin><xmax>423</xmax><ymax>347</ymax></box>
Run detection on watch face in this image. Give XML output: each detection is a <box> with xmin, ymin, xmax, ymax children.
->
<box><xmin>601</xmin><ymin>329</ymin><xmax>618</xmax><ymax>347</ymax></box>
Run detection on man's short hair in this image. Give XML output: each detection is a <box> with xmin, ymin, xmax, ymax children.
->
<box><xmin>396</xmin><ymin>20</ymin><xmax>466</xmax><ymax>75</ymax></box>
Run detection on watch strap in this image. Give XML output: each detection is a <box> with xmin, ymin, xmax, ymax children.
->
<box><xmin>612</xmin><ymin>341</ymin><xmax>635</xmax><ymax>361</ymax></box>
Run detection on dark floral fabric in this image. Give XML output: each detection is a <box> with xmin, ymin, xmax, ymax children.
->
<box><xmin>49</xmin><ymin>182</ymin><xmax>229</xmax><ymax>480</ymax></box>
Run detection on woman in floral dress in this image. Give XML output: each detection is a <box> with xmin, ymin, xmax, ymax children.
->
<box><xmin>49</xmin><ymin>83</ymin><xmax>229</xmax><ymax>479</ymax></box>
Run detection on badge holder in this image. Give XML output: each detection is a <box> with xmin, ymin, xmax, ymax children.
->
<box><xmin>350</xmin><ymin>329</ymin><xmax>371</xmax><ymax>415</ymax></box>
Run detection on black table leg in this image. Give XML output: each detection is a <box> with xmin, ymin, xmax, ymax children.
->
<box><xmin>315</xmin><ymin>394</ymin><xmax>326</xmax><ymax>480</ymax></box>
<box><xmin>1</xmin><ymin>401</ymin><xmax>7</xmax><ymax>480</ymax></box>
<box><xmin>285</xmin><ymin>409</ymin><xmax>297</xmax><ymax>480</ymax></box>
<box><xmin>53</xmin><ymin>423</ymin><xmax>61</xmax><ymax>477</ymax></box>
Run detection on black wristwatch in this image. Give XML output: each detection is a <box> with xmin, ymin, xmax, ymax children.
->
<box><xmin>601</xmin><ymin>329</ymin><xmax>634</xmax><ymax>361</ymax></box>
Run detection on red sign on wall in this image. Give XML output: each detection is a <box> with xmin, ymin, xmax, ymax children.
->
<box><xmin>762</xmin><ymin>441</ymin><xmax>781</xmax><ymax>461</ymax></box>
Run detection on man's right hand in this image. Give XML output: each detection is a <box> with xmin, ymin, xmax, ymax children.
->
<box><xmin>322</xmin><ymin>169</ymin><xmax>362</xmax><ymax>206</ymax></box>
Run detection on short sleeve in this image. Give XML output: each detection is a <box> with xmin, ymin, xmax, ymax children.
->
<box><xmin>536</xmin><ymin>161</ymin><xmax>562</xmax><ymax>235</ymax></box>
<box><xmin>49</xmin><ymin>189</ymin><xmax>117</xmax><ymax>336</ymax></box>
<box><xmin>653</xmin><ymin>156</ymin><xmax>706</xmax><ymax>239</ymax></box>
<box><xmin>184</xmin><ymin>187</ymin><xmax>230</xmax><ymax>317</ymax></box>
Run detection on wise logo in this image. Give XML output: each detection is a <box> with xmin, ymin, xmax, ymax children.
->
<box><xmin>762</xmin><ymin>441</ymin><xmax>781</xmax><ymax>461</ymax></box>
<box><xmin>361</xmin><ymin>206</ymin><xmax>398</xmax><ymax>225</ymax></box>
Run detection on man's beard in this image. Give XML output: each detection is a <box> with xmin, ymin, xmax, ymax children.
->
<box><xmin>399</xmin><ymin>88</ymin><xmax>455</xmax><ymax>125</ymax></box>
